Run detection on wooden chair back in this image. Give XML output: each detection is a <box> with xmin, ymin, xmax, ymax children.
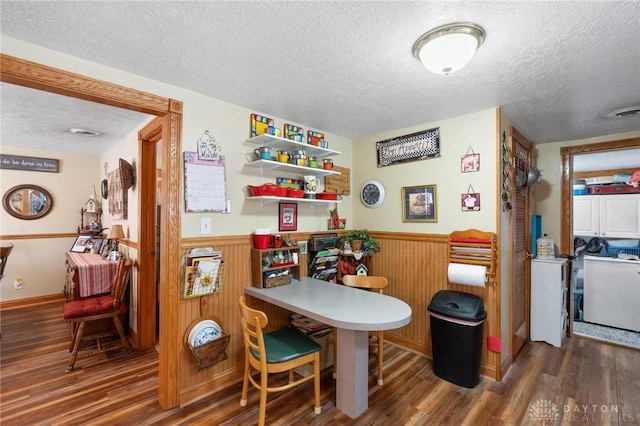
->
<box><xmin>342</xmin><ymin>274</ymin><xmax>388</xmax><ymax>294</ymax></box>
<box><xmin>111</xmin><ymin>258</ymin><xmax>133</xmax><ymax>310</ymax></box>
<box><xmin>238</xmin><ymin>296</ymin><xmax>269</xmax><ymax>369</ymax></box>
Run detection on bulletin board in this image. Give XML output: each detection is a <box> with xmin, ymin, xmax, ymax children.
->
<box><xmin>184</xmin><ymin>152</ymin><xmax>228</xmax><ymax>212</ymax></box>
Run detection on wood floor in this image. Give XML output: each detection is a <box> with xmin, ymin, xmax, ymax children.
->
<box><xmin>1</xmin><ymin>300</ymin><xmax>639</xmax><ymax>425</ymax></box>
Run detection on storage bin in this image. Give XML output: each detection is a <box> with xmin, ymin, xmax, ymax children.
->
<box><xmin>607</xmin><ymin>246</ymin><xmax>640</xmax><ymax>258</ymax></box>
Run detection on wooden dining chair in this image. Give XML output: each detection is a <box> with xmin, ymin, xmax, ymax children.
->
<box><xmin>62</xmin><ymin>257</ymin><xmax>133</xmax><ymax>372</ymax></box>
<box><xmin>334</xmin><ymin>274</ymin><xmax>389</xmax><ymax>385</ymax></box>
<box><xmin>238</xmin><ymin>296</ymin><xmax>321</xmax><ymax>426</ymax></box>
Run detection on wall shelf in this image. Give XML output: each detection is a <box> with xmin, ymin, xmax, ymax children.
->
<box><xmin>244</xmin><ymin>159</ymin><xmax>340</xmax><ymax>177</ymax></box>
<box><xmin>247</xmin><ymin>133</ymin><xmax>341</xmax><ymax>158</ymax></box>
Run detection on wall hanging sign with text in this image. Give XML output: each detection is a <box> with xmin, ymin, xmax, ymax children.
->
<box><xmin>376</xmin><ymin>127</ymin><xmax>440</xmax><ymax>167</ymax></box>
<box><xmin>1</xmin><ymin>154</ymin><xmax>59</xmax><ymax>173</ymax></box>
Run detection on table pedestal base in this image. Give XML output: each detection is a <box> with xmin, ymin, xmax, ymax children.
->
<box><xmin>336</xmin><ymin>328</ymin><xmax>369</xmax><ymax>418</ymax></box>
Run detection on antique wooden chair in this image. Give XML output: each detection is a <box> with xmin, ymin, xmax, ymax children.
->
<box><xmin>63</xmin><ymin>257</ymin><xmax>133</xmax><ymax>372</ymax></box>
<box><xmin>238</xmin><ymin>296</ymin><xmax>321</xmax><ymax>426</ymax></box>
<box><xmin>334</xmin><ymin>274</ymin><xmax>389</xmax><ymax>385</ymax></box>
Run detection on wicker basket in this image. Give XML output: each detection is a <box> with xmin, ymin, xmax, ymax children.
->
<box><xmin>263</xmin><ymin>274</ymin><xmax>292</xmax><ymax>288</ymax></box>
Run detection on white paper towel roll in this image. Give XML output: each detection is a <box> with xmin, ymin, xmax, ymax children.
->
<box><xmin>447</xmin><ymin>263</ymin><xmax>487</xmax><ymax>287</ymax></box>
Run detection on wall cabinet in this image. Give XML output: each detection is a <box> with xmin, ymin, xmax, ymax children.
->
<box><xmin>573</xmin><ymin>194</ymin><xmax>640</xmax><ymax>238</ymax></box>
<box><xmin>251</xmin><ymin>246</ymin><xmax>301</xmax><ymax>288</ymax></box>
<box><xmin>244</xmin><ymin>134</ymin><xmax>342</xmax><ymax>205</ymax></box>
<box><xmin>530</xmin><ymin>258</ymin><xmax>568</xmax><ymax>347</ymax></box>
<box><xmin>583</xmin><ymin>256</ymin><xmax>640</xmax><ymax>331</ymax></box>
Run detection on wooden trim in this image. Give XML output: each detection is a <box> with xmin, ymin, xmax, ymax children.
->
<box><xmin>0</xmin><ymin>233</ymin><xmax>77</xmax><ymax>240</ymax></box>
<box><xmin>493</xmin><ymin>107</ymin><xmax>503</xmax><ymax>381</ymax></box>
<box><xmin>0</xmin><ymin>54</ymin><xmax>170</xmax><ymax>116</ymax></box>
<box><xmin>574</xmin><ymin>167</ymin><xmax>638</xmax><ymax>179</ymax></box>
<box><xmin>0</xmin><ymin>293</ymin><xmax>64</xmax><ymax>310</ymax></box>
<box><xmin>1</xmin><ymin>53</ymin><xmax>184</xmax><ymax>410</ymax></box>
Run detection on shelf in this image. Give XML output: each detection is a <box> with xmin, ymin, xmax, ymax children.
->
<box><xmin>247</xmin><ymin>134</ymin><xmax>341</xmax><ymax>158</ymax></box>
<box><xmin>246</xmin><ymin>195</ymin><xmax>340</xmax><ymax>205</ymax></box>
<box><xmin>244</xmin><ymin>159</ymin><xmax>340</xmax><ymax>176</ymax></box>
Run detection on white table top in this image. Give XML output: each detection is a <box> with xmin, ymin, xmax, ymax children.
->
<box><xmin>244</xmin><ymin>277</ymin><xmax>412</xmax><ymax>331</ymax></box>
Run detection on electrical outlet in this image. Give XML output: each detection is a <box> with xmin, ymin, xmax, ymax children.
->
<box><xmin>14</xmin><ymin>277</ymin><xmax>23</xmax><ymax>290</ymax></box>
<box><xmin>200</xmin><ymin>217</ymin><xmax>211</xmax><ymax>235</ymax></box>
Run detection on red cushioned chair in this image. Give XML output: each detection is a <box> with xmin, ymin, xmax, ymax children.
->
<box><xmin>63</xmin><ymin>257</ymin><xmax>133</xmax><ymax>372</ymax></box>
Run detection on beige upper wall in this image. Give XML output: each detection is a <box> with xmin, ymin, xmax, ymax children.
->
<box><xmin>352</xmin><ymin>108</ymin><xmax>498</xmax><ymax>233</ymax></box>
<box><xmin>534</xmin><ymin>129</ymin><xmax>640</xmax><ymax>244</ymax></box>
<box><xmin>0</xmin><ymin>36</ymin><xmax>354</xmax><ymax>238</ymax></box>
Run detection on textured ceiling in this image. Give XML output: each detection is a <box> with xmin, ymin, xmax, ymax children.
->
<box><xmin>1</xmin><ymin>1</ymin><xmax>639</xmax><ymax>156</ymax></box>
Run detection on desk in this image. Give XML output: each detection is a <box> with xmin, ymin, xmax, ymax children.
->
<box><xmin>65</xmin><ymin>253</ymin><xmax>118</xmax><ymax>301</ymax></box>
<box><xmin>245</xmin><ymin>277</ymin><xmax>412</xmax><ymax>418</ymax></box>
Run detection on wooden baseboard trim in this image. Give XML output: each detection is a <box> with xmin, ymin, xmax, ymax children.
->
<box><xmin>0</xmin><ymin>293</ymin><xmax>65</xmax><ymax>310</ymax></box>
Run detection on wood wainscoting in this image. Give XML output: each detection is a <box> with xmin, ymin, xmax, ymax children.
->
<box><xmin>177</xmin><ymin>230</ymin><xmax>501</xmax><ymax>407</ymax></box>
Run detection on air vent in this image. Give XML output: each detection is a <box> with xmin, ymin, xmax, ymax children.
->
<box><xmin>608</xmin><ymin>107</ymin><xmax>640</xmax><ymax>118</ymax></box>
<box><xmin>69</xmin><ymin>128</ymin><xmax>101</xmax><ymax>136</ymax></box>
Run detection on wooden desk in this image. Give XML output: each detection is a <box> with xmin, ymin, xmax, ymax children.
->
<box><xmin>65</xmin><ymin>253</ymin><xmax>118</xmax><ymax>301</ymax></box>
<box><xmin>245</xmin><ymin>277</ymin><xmax>412</xmax><ymax>419</ymax></box>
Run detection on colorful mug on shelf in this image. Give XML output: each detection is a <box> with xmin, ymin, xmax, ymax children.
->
<box><xmin>254</xmin><ymin>147</ymin><xmax>271</xmax><ymax>160</ymax></box>
<box><xmin>277</xmin><ymin>150</ymin><xmax>290</xmax><ymax>162</ymax></box>
<box><xmin>323</xmin><ymin>159</ymin><xmax>333</xmax><ymax>169</ymax></box>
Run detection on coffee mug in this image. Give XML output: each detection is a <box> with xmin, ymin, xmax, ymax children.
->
<box><xmin>254</xmin><ymin>147</ymin><xmax>271</xmax><ymax>160</ymax></box>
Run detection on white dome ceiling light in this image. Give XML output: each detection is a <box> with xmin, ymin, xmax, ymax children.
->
<box><xmin>412</xmin><ymin>22</ymin><xmax>485</xmax><ymax>75</ymax></box>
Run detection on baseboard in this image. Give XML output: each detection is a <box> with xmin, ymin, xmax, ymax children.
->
<box><xmin>0</xmin><ymin>293</ymin><xmax>65</xmax><ymax>310</ymax></box>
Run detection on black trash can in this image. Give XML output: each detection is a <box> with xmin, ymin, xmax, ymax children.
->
<box><xmin>428</xmin><ymin>290</ymin><xmax>487</xmax><ymax>388</ymax></box>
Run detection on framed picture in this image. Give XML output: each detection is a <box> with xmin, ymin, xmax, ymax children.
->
<box><xmin>70</xmin><ymin>235</ymin><xmax>92</xmax><ymax>253</ymax></box>
<box><xmin>279</xmin><ymin>202</ymin><xmax>297</xmax><ymax>231</ymax></box>
<box><xmin>90</xmin><ymin>238</ymin><xmax>105</xmax><ymax>253</ymax></box>
<box><xmin>402</xmin><ymin>185</ymin><xmax>437</xmax><ymax>222</ymax></box>
<box><xmin>298</xmin><ymin>240</ymin><xmax>308</xmax><ymax>255</ymax></box>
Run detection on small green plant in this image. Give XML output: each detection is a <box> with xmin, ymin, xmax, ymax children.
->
<box><xmin>343</xmin><ymin>229</ymin><xmax>380</xmax><ymax>253</ymax></box>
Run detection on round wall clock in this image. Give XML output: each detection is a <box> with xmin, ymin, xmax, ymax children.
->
<box><xmin>360</xmin><ymin>180</ymin><xmax>385</xmax><ymax>208</ymax></box>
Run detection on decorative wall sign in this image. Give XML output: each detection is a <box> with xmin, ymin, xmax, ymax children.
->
<box><xmin>197</xmin><ymin>130</ymin><xmax>221</xmax><ymax>160</ymax></box>
<box><xmin>1</xmin><ymin>154</ymin><xmax>59</xmax><ymax>173</ymax></box>
<box><xmin>324</xmin><ymin>165</ymin><xmax>350</xmax><ymax>195</ymax></box>
<box><xmin>108</xmin><ymin>168</ymin><xmax>126</xmax><ymax>220</ymax></box>
<box><xmin>461</xmin><ymin>146</ymin><xmax>480</xmax><ymax>172</ymax></box>
<box><xmin>377</xmin><ymin>127</ymin><xmax>440</xmax><ymax>167</ymax></box>
<box><xmin>401</xmin><ymin>184</ymin><xmax>437</xmax><ymax>222</ymax></box>
<box><xmin>279</xmin><ymin>202</ymin><xmax>298</xmax><ymax>231</ymax></box>
<box><xmin>461</xmin><ymin>185</ymin><xmax>481</xmax><ymax>211</ymax></box>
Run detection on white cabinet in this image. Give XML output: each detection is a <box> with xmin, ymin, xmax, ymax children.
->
<box><xmin>573</xmin><ymin>194</ymin><xmax>640</xmax><ymax>238</ymax></box>
<box><xmin>583</xmin><ymin>256</ymin><xmax>640</xmax><ymax>331</ymax></box>
<box><xmin>244</xmin><ymin>134</ymin><xmax>341</xmax><ymax>205</ymax></box>
<box><xmin>531</xmin><ymin>258</ymin><xmax>568</xmax><ymax>347</ymax></box>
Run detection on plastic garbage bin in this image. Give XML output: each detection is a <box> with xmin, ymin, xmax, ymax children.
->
<box><xmin>428</xmin><ymin>290</ymin><xmax>487</xmax><ymax>388</ymax></box>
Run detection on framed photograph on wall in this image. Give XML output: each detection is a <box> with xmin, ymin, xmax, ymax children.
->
<box><xmin>70</xmin><ymin>235</ymin><xmax>92</xmax><ymax>253</ymax></box>
<box><xmin>279</xmin><ymin>203</ymin><xmax>297</xmax><ymax>231</ymax></box>
<box><xmin>401</xmin><ymin>185</ymin><xmax>437</xmax><ymax>222</ymax></box>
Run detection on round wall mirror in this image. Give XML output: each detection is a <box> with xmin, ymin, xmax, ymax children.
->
<box><xmin>3</xmin><ymin>184</ymin><xmax>53</xmax><ymax>220</ymax></box>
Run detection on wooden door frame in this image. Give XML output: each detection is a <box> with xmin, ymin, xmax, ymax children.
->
<box><xmin>560</xmin><ymin>137</ymin><xmax>640</xmax><ymax>254</ymax></box>
<box><xmin>0</xmin><ymin>54</ymin><xmax>183</xmax><ymax>410</ymax></box>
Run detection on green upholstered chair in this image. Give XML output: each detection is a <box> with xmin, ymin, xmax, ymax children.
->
<box><xmin>238</xmin><ymin>296</ymin><xmax>321</xmax><ymax>426</ymax></box>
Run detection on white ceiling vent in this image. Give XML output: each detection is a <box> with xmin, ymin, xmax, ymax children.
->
<box><xmin>69</xmin><ymin>128</ymin><xmax>102</xmax><ymax>136</ymax></box>
<box><xmin>608</xmin><ymin>106</ymin><xmax>640</xmax><ymax>118</ymax></box>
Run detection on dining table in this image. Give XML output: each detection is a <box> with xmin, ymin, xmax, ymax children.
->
<box><xmin>244</xmin><ymin>277</ymin><xmax>412</xmax><ymax>419</ymax></box>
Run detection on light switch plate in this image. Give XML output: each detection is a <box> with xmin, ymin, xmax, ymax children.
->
<box><xmin>200</xmin><ymin>217</ymin><xmax>211</xmax><ymax>235</ymax></box>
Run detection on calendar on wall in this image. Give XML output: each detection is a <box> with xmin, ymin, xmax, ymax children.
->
<box><xmin>183</xmin><ymin>152</ymin><xmax>228</xmax><ymax>212</ymax></box>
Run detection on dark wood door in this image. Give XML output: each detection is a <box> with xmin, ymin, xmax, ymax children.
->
<box><xmin>510</xmin><ymin>127</ymin><xmax>534</xmax><ymax>358</ymax></box>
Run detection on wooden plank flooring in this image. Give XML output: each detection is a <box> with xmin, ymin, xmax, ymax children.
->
<box><xmin>2</xmin><ymin>300</ymin><xmax>639</xmax><ymax>425</ymax></box>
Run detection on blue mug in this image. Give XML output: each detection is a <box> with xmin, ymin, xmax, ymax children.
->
<box><xmin>254</xmin><ymin>147</ymin><xmax>271</xmax><ymax>160</ymax></box>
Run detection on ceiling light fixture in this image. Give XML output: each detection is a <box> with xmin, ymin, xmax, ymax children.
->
<box><xmin>412</xmin><ymin>22</ymin><xmax>485</xmax><ymax>75</ymax></box>
<box><xmin>69</xmin><ymin>128</ymin><xmax>101</xmax><ymax>136</ymax></box>
<box><xmin>608</xmin><ymin>106</ymin><xmax>640</xmax><ymax>118</ymax></box>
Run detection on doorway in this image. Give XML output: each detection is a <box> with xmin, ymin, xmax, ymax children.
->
<box><xmin>561</xmin><ymin>137</ymin><xmax>640</xmax><ymax>348</ymax></box>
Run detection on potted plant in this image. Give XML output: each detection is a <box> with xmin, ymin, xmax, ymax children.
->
<box><xmin>343</xmin><ymin>229</ymin><xmax>380</xmax><ymax>253</ymax></box>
